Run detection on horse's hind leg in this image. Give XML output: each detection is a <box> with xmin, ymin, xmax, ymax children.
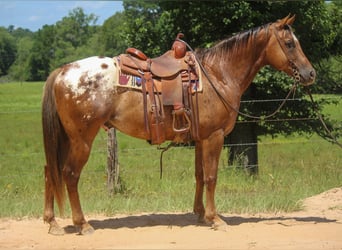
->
<box><xmin>63</xmin><ymin>138</ymin><xmax>94</xmax><ymax>235</ymax></box>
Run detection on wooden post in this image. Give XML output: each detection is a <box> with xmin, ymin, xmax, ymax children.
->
<box><xmin>107</xmin><ymin>128</ymin><xmax>120</xmax><ymax>194</ymax></box>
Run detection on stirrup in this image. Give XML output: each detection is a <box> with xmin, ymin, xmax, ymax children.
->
<box><xmin>172</xmin><ymin>108</ymin><xmax>191</xmax><ymax>133</ymax></box>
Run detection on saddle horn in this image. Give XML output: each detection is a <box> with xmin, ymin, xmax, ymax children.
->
<box><xmin>172</xmin><ymin>33</ymin><xmax>187</xmax><ymax>59</ymax></box>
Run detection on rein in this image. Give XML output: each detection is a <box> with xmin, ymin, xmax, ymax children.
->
<box><xmin>176</xmin><ymin>38</ymin><xmax>342</xmax><ymax>149</ymax></box>
<box><xmin>305</xmin><ymin>88</ymin><xmax>342</xmax><ymax>149</ymax></box>
<box><xmin>176</xmin><ymin>37</ymin><xmax>299</xmax><ymax>121</ymax></box>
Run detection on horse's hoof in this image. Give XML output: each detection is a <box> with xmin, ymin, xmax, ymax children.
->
<box><xmin>211</xmin><ymin>217</ymin><xmax>228</xmax><ymax>232</ymax></box>
<box><xmin>48</xmin><ymin>223</ymin><xmax>65</xmax><ymax>235</ymax></box>
<box><xmin>80</xmin><ymin>223</ymin><xmax>95</xmax><ymax>235</ymax></box>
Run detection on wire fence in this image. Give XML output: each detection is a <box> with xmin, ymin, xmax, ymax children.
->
<box><xmin>1</xmin><ymin>96</ymin><xmax>340</xmax><ymax>177</ymax></box>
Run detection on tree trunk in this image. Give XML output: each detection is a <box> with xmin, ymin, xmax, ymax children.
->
<box><xmin>226</xmin><ymin>122</ymin><xmax>258</xmax><ymax>174</ymax></box>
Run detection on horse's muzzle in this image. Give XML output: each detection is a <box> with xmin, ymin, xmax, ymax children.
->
<box><xmin>300</xmin><ymin>68</ymin><xmax>316</xmax><ymax>86</ymax></box>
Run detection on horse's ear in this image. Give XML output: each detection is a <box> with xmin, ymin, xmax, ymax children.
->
<box><xmin>286</xmin><ymin>14</ymin><xmax>296</xmax><ymax>26</ymax></box>
<box><xmin>277</xmin><ymin>14</ymin><xmax>296</xmax><ymax>29</ymax></box>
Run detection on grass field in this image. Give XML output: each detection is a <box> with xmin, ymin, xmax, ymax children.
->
<box><xmin>0</xmin><ymin>82</ymin><xmax>341</xmax><ymax>218</ymax></box>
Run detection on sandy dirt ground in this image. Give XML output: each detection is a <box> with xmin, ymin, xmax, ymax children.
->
<box><xmin>0</xmin><ymin>187</ymin><xmax>341</xmax><ymax>250</ymax></box>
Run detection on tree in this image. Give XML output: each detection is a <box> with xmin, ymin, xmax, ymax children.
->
<box><xmin>55</xmin><ymin>7</ymin><xmax>98</xmax><ymax>48</ymax></box>
<box><xmin>27</xmin><ymin>25</ymin><xmax>55</xmax><ymax>81</ymax></box>
<box><xmin>8</xmin><ymin>36</ymin><xmax>34</xmax><ymax>81</ymax></box>
<box><xmin>100</xmin><ymin>12</ymin><xmax>127</xmax><ymax>56</ymax></box>
<box><xmin>0</xmin><ymin>27</ymin><xmax>16</xmax><ymax>76</ymax></box>
<box><xmin>314</xmin><ymin>1</ymin><xmax>342</xmax><ymax>93</ymax></box>
<box><xmin>123</xmin><ymin>1</ymin><xmax>174</xmax><ymax>57</ymax></box>
<box><xmin>24</xmin><ymin>7</ymin><xmax>101</xmax><ymax>80</ymax></box>
<box><xmin>51</xmin><ymin>7</ymin><xmax>99</xmax><ymax>69</ymax></box>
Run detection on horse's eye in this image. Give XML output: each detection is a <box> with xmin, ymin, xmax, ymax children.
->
<box><xmin>285</xmin><ymin>40</ymin><xmax>295</xmax><ymax>49</ymax></box>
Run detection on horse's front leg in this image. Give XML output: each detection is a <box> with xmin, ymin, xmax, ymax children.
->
<box><xmin>193</xmin><ymin>142</ymin><xmax>205</xmax><ymax>221</ymax></box>
<box><xmin>194</xmin><ymin>130</ymin><xmax>227</xmax><ymax>230</ymax></box>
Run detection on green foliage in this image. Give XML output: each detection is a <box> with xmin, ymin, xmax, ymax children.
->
<box><xmin>55</xmin><ymin>7</ymin><xmax>98</xmax><ymax>48</ymax></box>
<box><xmin>27</xmin><ymin>25</ymin><xmax>55</xmax><ymax>81</ymax></box>
<box><xmin>8</xmin><ymin>36</ymin><xmax>34</xmax><ymax>81</ymax></box>
<box><xmin>100</xmin><ymin>12</ymin><xmax>127</xmax><ymax>56</ymax></box>
<box><xmin>158</xmin><ymin>1</ymin><xmax>254</xmax><ymax>48</ymax></box>
<box><xmin>0</xmin><ymin>27</ymin><xmax>16</xmax><ymax>76</ymax></box>
<box><xmin>123</xmin><ymin>1</ymin><xmax>171</xmax><ymax>56</ymax></box>
<box><xmin>51</xmin><ymin>7</ymin><xmax>100</xmax><ymax>69</ymax></box>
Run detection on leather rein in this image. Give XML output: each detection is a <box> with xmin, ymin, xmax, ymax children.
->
<box><xmin>176</xmin><ymin>26</ymin><xmax>300</xmax><ymax>121</ymax></box>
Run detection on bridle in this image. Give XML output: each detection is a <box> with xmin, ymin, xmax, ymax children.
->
<box><xmin>273</xmin><ymin>24</ymin><xmax>301</xmax><ymax>83</ymax></box>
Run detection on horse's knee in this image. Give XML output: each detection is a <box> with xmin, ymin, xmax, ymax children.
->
<box><xmin>204</xmin><ymin>175</ymin><xmax>217</xmax><ymax>187</ymax></box>
<box><xmin>62</xmin><ymin>167</ymin><xmax>81</xmax><ymax>191</ymax></box>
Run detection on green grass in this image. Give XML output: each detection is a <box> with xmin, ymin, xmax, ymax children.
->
<box><xmin>0</xmin><ymin>82</ymin><xmax>341</xmax><ymax>218</ymax></box>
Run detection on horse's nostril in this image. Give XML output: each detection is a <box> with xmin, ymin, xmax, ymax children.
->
<box><xmin>310</xmin><ymin>70</ymin><xmax>316</xmax><ymax>79</ymax></box>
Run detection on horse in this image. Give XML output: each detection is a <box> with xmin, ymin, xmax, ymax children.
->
<box><xmin>42</xmin><ymin>15</ymin><xmax>315</xmax><ymax>235</ymax></box>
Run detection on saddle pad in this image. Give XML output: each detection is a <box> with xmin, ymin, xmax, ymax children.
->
<box><xmin>113</xmin><ymin>57</ymin><xmax>202</xmax><ymax>93</ymax></box>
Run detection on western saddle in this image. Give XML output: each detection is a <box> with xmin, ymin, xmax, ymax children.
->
<box><xmin>119</xmin><ymin>33</ymin><xmax>199</xmax><ymax>144</ymax></box>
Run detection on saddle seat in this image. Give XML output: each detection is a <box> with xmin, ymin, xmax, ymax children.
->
<box><xmin>121</xmin><ymin>48</ymin><xmax>190</xmax><ymax>78</ymax></box>
<box><xmin>121</xmin><ymin>33</ymin><xmax>190</xmax><ymax>79</ymax></box>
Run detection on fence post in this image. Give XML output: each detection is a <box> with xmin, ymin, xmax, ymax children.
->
<box><xmin>107</xmin><ymin>127</ymin><xmax>120</xmax><ymax>194</ymax></box>
<box><xmin>225</xmin><ymin>122</ymin><xmax>258</xmax><ymax>174</ymax></box>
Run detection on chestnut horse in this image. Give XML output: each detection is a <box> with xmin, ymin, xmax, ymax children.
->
<box><xmin>42</xmin><ymin>15</ymin><xmax>315</xmax><ymax>235</ymax></box>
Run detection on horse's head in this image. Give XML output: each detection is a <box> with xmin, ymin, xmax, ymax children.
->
<box><xmin>266</xmin><ymin>15</ymin><xmax>316</xmax><ymax>86</ymax></box>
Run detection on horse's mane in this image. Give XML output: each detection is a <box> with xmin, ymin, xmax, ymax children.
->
<box><xmin>195</xmin><ymin>23</ymin><xmax>271</xmax><ymax>62</ymax></box>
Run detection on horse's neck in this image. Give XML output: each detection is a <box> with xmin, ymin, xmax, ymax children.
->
<box><xmin>208</xmin><ymin>33</ymin><xmax>268</xmax><ymax>94</ymax></box>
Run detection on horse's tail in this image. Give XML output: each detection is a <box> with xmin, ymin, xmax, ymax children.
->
<box><xmin>42</xmin><ymin>68</ymin><xmax>67</xmax><ymax>214</ymax></box>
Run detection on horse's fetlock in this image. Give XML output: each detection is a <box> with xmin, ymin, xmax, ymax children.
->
<box><xmin>43</xmin><ymin>214</ymin><xmax>54</xmax><ymax>223</ymax></box>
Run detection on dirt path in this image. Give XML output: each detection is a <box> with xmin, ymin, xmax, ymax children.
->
<box><xmin>1</xmin><ymin>187</ymin><xmax>341</xmax><ymax>250</ymax></box>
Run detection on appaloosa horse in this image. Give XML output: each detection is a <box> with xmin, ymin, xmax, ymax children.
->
<box><xmin>42</xmin><ymin>15</ymin><xmax>315</xmax><ymax>235</ymax></box>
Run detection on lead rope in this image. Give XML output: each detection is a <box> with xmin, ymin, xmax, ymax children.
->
<box><xmin>158</xmin><ymin>142</ymin><xmax>175</xmax><ymax>179</ymax></box>
<box><xmin>305</xmin><ymin>88</ymin><xmax>342</xmax><ymax>149</ymax></box>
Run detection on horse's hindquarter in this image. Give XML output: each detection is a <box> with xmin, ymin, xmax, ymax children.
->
<box><xmin>53</xmin><ymin>56</ymin><xmax>119</xmax><ymax>141</ymax></box>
